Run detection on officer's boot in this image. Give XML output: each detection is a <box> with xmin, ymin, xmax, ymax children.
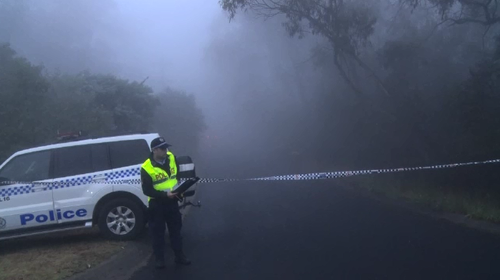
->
<box><xmin>155</xmin><ymin>257</ymin><xmax>166</xmax><ymax>269</ymax></box>
<box><xmin>175</xmin><ymin>252</ymin><xmax>191</xmax><ymax>265</ymax></box>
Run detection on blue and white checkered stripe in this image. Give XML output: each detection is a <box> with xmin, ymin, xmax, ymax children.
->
<box><xmin>47</xmin><ymin>175</ymin><xmax>94</xmax><ymax>190</ymax></box>
<box><xmin>0</xmin><ymin>185</ymin><xmax>34</xmax><ymax>197</ymax></box>
<box><xmin>107</xmin><ymin>168</ymin><xmax>141</xmax><ymax>180</ymax></box>
<box><xmin>0</xmin><ymin>167</ymin><xmax>142</xmax><ymax>198</ymax></box>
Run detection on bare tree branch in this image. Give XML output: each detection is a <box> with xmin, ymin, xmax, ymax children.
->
<box><xmin>219</xmin><ymin>0</ymin><xmax>398</xmax><ymax>100</ymax></box>
<box><xmin>401</xmin><ymin>0</ymin><xmax>500</xmax><ymax>26</ymax></box>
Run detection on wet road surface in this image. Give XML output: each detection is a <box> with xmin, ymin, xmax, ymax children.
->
<box><xmin>129</xmin><ymin>180</ymin><xmax>500</xmax><ymax>280</ymax></box>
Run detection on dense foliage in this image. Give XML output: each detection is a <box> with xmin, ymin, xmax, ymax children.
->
<box><xmin>0</xmin><ymin>44</ymin><xmax>206</xmax><ymax>161</ymax></box>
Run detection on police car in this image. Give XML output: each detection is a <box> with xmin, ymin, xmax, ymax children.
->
<box><xmin>0</xmin><ymin>132</ymin><xmax>199</xmax><ymax>241</ymax></box>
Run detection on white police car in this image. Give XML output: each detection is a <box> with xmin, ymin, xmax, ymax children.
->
<box><xmin>0</xmin><ymin>133</ymin><xmax>199</xmax><ymax>241</ymax></box>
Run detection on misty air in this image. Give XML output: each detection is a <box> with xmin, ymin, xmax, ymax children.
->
<box><xmin>1</xmin><ymin>0</ymin><xmax>500</xmax><ymax>279</ymax></box>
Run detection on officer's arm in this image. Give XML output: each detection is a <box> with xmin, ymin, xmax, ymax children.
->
<box><xmin>141</xmin><ymin>168</ymin><xmax>169</xmax><ymax>199</ymax></box>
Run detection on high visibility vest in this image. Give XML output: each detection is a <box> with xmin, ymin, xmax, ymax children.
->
<box><xmin>141</xmin><ymin>151</ymin><xmax>178</xmax><ymax>201</ymax></box>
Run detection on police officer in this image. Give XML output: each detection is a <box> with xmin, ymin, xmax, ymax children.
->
<box><xmin>141</xmin><ymin>136</ymin><xmax>191</xmax><ymax>269</ymax></box>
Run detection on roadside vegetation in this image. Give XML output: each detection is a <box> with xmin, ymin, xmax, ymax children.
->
<box><xmin>0</xmin><ymin>43</ymin><xmax>206</xmax><ymax>162</ymax></box>
<box><xmin>336</xmin><ymin>166</ymin><xmax>500</xmax><ymax>223</ymax></box>
<box><xmin>0</xmin><ymin>229</ymin><xmax>125</xmax><ymax>280</ymax></box>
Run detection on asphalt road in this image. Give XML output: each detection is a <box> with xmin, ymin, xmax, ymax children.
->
<box><xmin>129</xmin><ymin>180</ymin><xmax>500</xmax><ymax>280</ymax></box>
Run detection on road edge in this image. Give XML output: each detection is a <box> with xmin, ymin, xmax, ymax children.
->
<box><xmin>339</xmin><ymin>181</ymin><xmax>500</xmax><ymax>235</ymax></box>
<box><xmin>66</xmin><ymin>235</ymin><xmax>151</xmax><ymax>280</ymax></box>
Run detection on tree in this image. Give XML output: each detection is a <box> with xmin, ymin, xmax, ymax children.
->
<box><xmin>219</xmin><ymin>0</ymin><xmax>388</xmax><ymax>97</ymax></box>
<box><xmin>402</xmin><ymin>0</ymin><xmax>500</xmax><ymax>27</ymax></box>
<box><xmin>0</xmin><ymin>43</ymin><xmax>51</xmax><ymax>160</ymax></box>
<box><xmin>451</xmin><ymin>35</ymin><xmax>500</xmax><ymax>159</ymax></box>
<box><xmin>0</xmin><ymin>44</ymin><xmax>161</xmax><ymax>160</ymax></box>
<box><xmin>46</xmin><ymin>71</ymin><xmax>158</xmax><ymax>136</ymax></box>
<box><xmin>217</xmin><ymin>0</ymin><xmax>500</xmax><ymax>169</ymax></box>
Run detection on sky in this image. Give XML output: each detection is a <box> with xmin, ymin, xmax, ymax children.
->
<box><xmin>113</xmin><ymin>0</ymin><xmax>222</xmax><ymax>94</ymax></box>
<box><xmin>2</xmin><ymin>0</ymin><xmax>227</xmax><ymax>96</ymax></box>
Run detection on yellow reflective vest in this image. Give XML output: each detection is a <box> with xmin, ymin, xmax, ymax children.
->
<box><xmin>141</xmin><ymin>151</ymin><xmax>178</xmax><ymax>201</ymax></box>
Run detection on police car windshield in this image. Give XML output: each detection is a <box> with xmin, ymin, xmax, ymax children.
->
<box><xmin>0</xmin><ymin>151</ymin><xmax>51</xmax><ymax>183</ymax></box>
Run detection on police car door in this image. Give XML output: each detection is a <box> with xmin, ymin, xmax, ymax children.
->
<box><xmin>51</xmin><ymin>143</ymin><xmax>110</xmax><ymax>226</ymax></box>
<box><xmin>0</xmin><ymin>150</ymin><xmax>56</xmax><ymax>235</ymax></box>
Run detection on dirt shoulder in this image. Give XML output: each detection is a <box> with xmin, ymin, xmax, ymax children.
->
<box><xmin>0</xmin><ymin>228</ymin><xmax>127</xmax><ymax>280</ymax></box>
<box><xmin>66</xmin><ymin>234</ymin><xmax>151</xmax><ymax>280</ymax></box>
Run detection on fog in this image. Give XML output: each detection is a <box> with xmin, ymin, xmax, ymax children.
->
<box><xmin>3</xmin><ymin>1</ymin><xmax>218</xmax><ymax>90</ymax></box>
<box><xmin>1</xmin><ymin>0</ymin><xmax>320</xmax><ymax>177</ymax></box>
<box><xmin>2</xmin><ymin>0</ymin><xmax>500</xmax><ymax>183</ymax></box>
<box><xmin>4</xmin><ymin>3</ymin><xmax>500</xmax><ymax>277</ymax></box>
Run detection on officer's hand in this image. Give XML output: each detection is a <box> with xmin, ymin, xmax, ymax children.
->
<box><xmin>167</xmin><ymin>191</ymin><xmax>178</xmax><ymax>199</ymax></box>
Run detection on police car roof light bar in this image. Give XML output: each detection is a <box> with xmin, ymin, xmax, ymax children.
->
<box><xmin>56</xmin><ymin>130</ymin><xmax>88</xmax><ymax>143</ymax></box>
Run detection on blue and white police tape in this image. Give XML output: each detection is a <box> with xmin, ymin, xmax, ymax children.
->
<box><xmin>2</xmin><ymin>157</ymin><xmax>499</xmax><ymax>187</ymax></box>
<box><xmin>258</xmin><ymin>158</ymin><xmax>500</xmax><ymax>180</ymax></box>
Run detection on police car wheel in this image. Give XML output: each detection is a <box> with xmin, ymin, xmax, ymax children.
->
<box><xmin>97</xmin><ymin>198</ymin><xmax>145</xmax><ymax>241</ymax></box>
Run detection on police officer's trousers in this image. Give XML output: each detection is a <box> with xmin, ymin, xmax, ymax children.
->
<box><xmin>148</xmin><ymin>199</ymin><xmax>183</xmax><ymax>261</ymax></box>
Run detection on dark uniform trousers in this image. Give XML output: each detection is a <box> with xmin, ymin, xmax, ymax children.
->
<box><xmin>148</xmin><ymin>198</ymin><xmax>183</xmax><ymax>261</ymax></box>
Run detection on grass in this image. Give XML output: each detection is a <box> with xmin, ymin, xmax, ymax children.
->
<box><xmin>343</xmin><ymin>174</ymin><xmax>500</xmax><ymax>224</ymax></box>
<box><xmin>0</xmin><ymin>228</ymin><xmax>126</xmax><ymax>280</ymax></box>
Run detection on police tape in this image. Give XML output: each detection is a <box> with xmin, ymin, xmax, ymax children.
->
<box><xmin>198</xmin><ymin>158</ymin><xmax>500</xmax><ymax>183</ymax></box>
<box><xmin>1</xmin><ymin>158</ymin><xmax>499</xmax><ymax>187</ymax></box>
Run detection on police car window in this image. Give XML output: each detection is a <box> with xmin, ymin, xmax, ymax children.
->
<box><xmin>91</xmin><ymin>144</ymin><xmax>110</xmax><ymax>172</ymax></box>
<box><xmin>109</xmin><ymin>140</ymin><xmax>150</xmax><ymax>169</ymax></box>
<box><xmin>0</xmin><ymin>150</ymin><xmax>51</xmax><ymax>182</ymax></box>
<box><xmin>54</xmin><ymin>145</ymin><xmax>92</xmax><ymax>178</ymax></box>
